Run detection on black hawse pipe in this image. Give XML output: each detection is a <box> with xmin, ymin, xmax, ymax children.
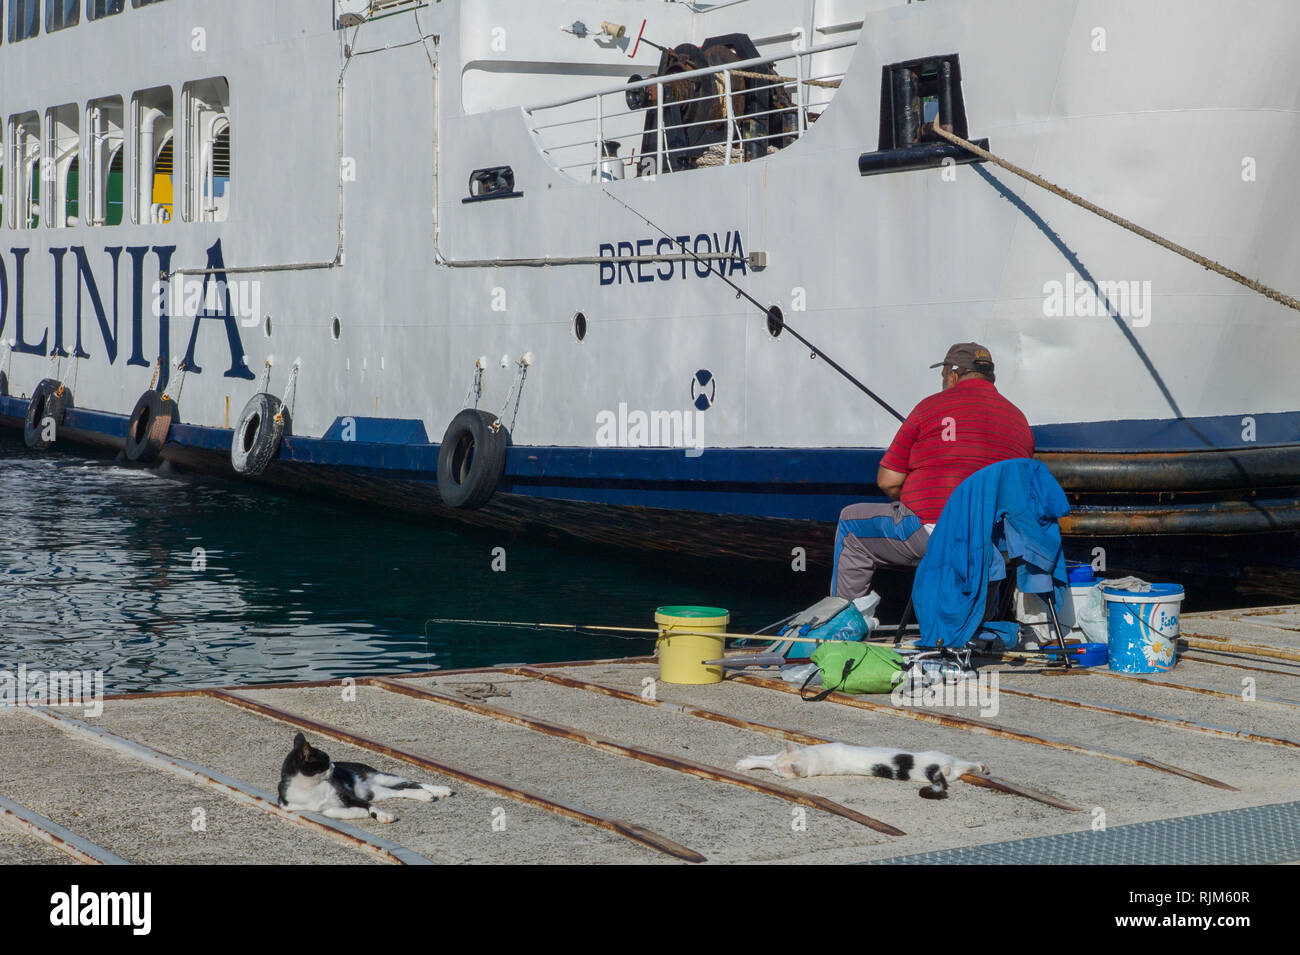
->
<box><xmin>601</xmin><ymin>189</ymin><xmax>907</xmax><ymax>423</ymax></box>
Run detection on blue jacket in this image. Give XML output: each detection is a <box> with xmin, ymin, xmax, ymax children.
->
<box><xmin>913</xmin><ymin>458</ymin><xmax>1071</xmax><ymax>648</ymax></box>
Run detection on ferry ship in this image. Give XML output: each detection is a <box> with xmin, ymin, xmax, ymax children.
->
<box><xmin>1</xmin><ymin>0</ymin><xmax>1297</xmax><ymax>565</ymax></box>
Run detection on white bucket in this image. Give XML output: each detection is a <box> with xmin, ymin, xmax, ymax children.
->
<box><xmin>1102</xmin><ymin>584</ymin><xmax>1184</xmax><ymax>673</ymax></box>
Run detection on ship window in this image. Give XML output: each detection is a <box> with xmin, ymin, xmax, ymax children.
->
<box><xmin>0</xmin><ymin>126</ymin><xmax>5</xmax><ymax>227</ymax></box>
<box><xmin>87</xmin><ymin>0</ymin><xmax>125</xmax><ymax>20</ymax></box>
<box><xmin>131</xmin><ymin>0</ymin><xmax>166</xmax><ymax>6</ymax></box>
<box><xmin>878</xmin><ymin>55</ymin><xmax>967</xmax><ymax>151</ymax></box>
<box><xmin>105</xmin><ymin>149</ymin><xmax>124</xmax><ymax>224</ymax></box>
<box><xmin>47</xmin><ymin>0</ymin><xmax>78</xmax><ymax>31</ymax></box>
<box><xmin>7</xmin><ymin>0</ymin><xmax>38</xmax><ymax>41</ymax></box>
<box><xmin>86</xmin><ymin>95</ymin><xmax>124</xmax><ymax>227</ymax></box>
<box><xmin>182</xmin><ymin>77</ymin><xmax>230</xmax><ymax>223</ymax></box>
<box><xmin>66</xmin><ymin>157</ymin><xmax>80</xmax><ymax>223</ymax></box>
<box><xmin>46</xmin><ymin>104</ymin><xmax>80</xmax><ymax>228</ymax></box>
<box><xmin>465</xmin><ymin>166</ymin><xmax>520</xmax><ymax>202</ymax></box>
<box><xmin>131</xmin><ymin>86</ymin><xmax>173</xmax><ymax>224</ymax></box>
<box><xmin>9</xmin><ymin>113</ymin><xmax>40</xmax><ymax>229</ymax></box>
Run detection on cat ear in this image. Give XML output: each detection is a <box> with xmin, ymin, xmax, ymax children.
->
<box><xmin>293</xmin><ymin>733</ymin><xmax>308</xmax><ymax>752</ymax></box>
<box><xmin>783</xmin><ymin>742</ymin><xmax>800</xmax><ymax>754</ymax></box>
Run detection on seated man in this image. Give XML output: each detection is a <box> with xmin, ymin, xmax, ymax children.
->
<box><xmin>832</xmin><ymin>343</ymin><xmax>1035</xmax><ymax>601</ymax></box>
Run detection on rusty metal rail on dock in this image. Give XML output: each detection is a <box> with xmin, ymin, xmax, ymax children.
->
<box><xmin>25</xmin><ymin>706</ymin><xmax>435</xmax><ymax>865</ymax></box>
<box><xmin>1080</xmin><ymin>667</ymin><xmax>1300</xmax><ymax>709</ymax></box>
<box><xmin>1180</xmin><ymin>652</ymin><xmax>1300</xmax><ymax>677</ymax></box>
<box><xmin>503</xmin><ymin>666</ymin><xmax>1082</xmax><ymax>812</ymax></box>
<box><xmin>1181</xmin><ymin>634</ymin><xmax>1300</xmax><ymax>664</ymax></box>
<box><xmin>0</xmin><ymin>792</ymin><xmax>131</xmax><ymax>865</ymax></box>
<box><xmin>729</xmin><ymin>675</ymin><xmax>1237</xmax><ymax>791</ymax></box>
<box><xmin>367</xmin><ymin>676</ymin><xmax>907</xmax><ymax>836</ymax></box>
<box><xmin>993</xmin><ymin>685</ymin><xmax>1300</xmax><ymax>749</ymax></box>
<box><xmin>208</xmin><ymin>689</ymin><xmax>709</xmax><ymax>863</ymax></box>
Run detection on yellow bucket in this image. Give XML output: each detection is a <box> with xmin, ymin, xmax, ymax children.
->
<box><xmin>655</xmin><ymin>605</ymin><xmax>730</xmax><ymax>684</ymax></box>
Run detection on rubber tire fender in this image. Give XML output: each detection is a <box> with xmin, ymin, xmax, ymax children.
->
<box><xmin>436</xmin><ymin>409</ymin><xmax>509</xmax><ymax>509</ymax></box>
<box><xmin>231</xmin><ymin>392</ymin><xmax>287</xmax><ymax>476</ymax></box>
<box><xmin>124</xmin><ymin>390</ymin><xmax>179</xmax><ymax>463</ymax></box>
<box><xmin>24</xmin><ymin>379</ymin><xmax>72</xmax><ymax>450</ymax></box>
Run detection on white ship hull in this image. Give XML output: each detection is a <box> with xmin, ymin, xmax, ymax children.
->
<box><xmin>2</xmin><ymin>0</ymin><xmax>1298</xmax><ymax>554</ymax></box>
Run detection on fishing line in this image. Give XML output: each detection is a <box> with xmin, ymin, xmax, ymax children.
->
<box><xmin>426</xmin><ymin>615</ymin><xmax>799</xmax><ymax>644</ymax></box>
<box><xmin>601</xmin><ymin>189</ymin><xmax>906</xmax><ymax>423</ymax></box>
<box><xmin>425</xmin><ymin>618</ymin><xmax>656</xmax><ymax>643</ymax></box>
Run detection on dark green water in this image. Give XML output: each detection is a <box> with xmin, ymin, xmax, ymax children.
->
<box><xmin>0</xmin><ymin>434</ymin><xmax>817</xmax><ymax>692</ymax></box>
<box><xmin>4</xmin><ymin>433</ymin><xmax>1299</xmax><ymax>693</ymax></box>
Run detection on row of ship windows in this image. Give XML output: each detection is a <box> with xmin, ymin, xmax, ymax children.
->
<box><xmin>0</xmin><ymin>77</ymin><xmax>230</xmax><ymax>229</ymax></box>
<box><xmin>4</xmin><ymin>0</ymin><xmax>167</xmax><ymax>43</ymax></box>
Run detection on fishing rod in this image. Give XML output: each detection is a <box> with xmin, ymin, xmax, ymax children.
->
<box><xmin>427</xmin><ymin>608</ymin><xmax>799</xmax><ymax>637</ymax></box>
<box><xmin>428</xmin><ymin>616</ymin><xmax>893</xmax><ymax>647</ymax></box>
<box><xmin>601</xmin><ymin>188</ymin><xmax>907</xmax><ymax>423</ymax></box>
<box><xmin>425</xmin><ymin>616</ymin><xmax>1088</xmax><ymax>666</ymax></box>
<box><xmin>424</xmin><ymin>618</ymin><xmax>655</xmax><ymax>641</ymax></box>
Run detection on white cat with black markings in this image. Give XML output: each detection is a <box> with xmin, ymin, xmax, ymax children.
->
<box><xmin>277</xmin><ymin>733</ymin><xmax>454</xmax><ymax>823</ymax></box>
<box><xmin>737</xmin><ymin>742</ymin><xmax>988</xmax><ymax>799</ymax></box>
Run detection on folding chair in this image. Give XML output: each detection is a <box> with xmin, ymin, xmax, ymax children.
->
<box><xmin>890</xmin><ymin>543</ymin><xmax>1075</xmax><ymax>670</ymax></box>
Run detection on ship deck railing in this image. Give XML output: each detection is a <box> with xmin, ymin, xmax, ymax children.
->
<box><xmin>522</xmin><ymin>37</ymin><xmax>857</xmax><ymax>182</ymax></box>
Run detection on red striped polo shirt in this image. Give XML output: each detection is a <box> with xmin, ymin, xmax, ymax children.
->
<box><xmin>879</xmin><ymin>379</ymin><xmax>1034</xmax><ymax>523</ymax></box>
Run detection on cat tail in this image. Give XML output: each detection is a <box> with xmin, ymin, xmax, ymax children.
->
<box><xmin>919</xmin><ymin>764</ymin><xmax>949</xmax><ymax>800</ymax></box>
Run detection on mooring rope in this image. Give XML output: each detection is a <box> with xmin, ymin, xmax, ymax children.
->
<box><xmin>931</xmin><ymin>118</ymin><xmax>1300</xmax><ymax>314</ymax></box>
<box><xmin>728</xmin><ymin>68</ymin><xmax>840</xmax><ymax>90</ymax></box>
<box><xmin>276</xmin><ymin>359</ymin><xmax>302</xmax><ymax>426</ymax></box>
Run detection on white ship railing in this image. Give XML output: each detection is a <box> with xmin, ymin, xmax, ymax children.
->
<box><xmin>523</xmin><ymin>37</ymin><xmax>859</xmax><ymax>183</ymax></box>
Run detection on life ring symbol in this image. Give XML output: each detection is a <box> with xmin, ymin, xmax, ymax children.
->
<box><xmin>436</xmin><ymin>409</ymin><xmax>509</xmax><ymax>509</ymax></box>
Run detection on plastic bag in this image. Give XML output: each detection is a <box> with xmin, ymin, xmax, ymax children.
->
<box><xmin>1073</xmin><ymin>583</ymin><xmax>1108</xmax><ymax>642</ymax></box>
<box><xmin>781</xmin><ymin>602</ymin><xmax>868</xmax><ymax>658</ymax></box>
<box><xmin>781</xmin><ymin>662</ymin><xmax>820</xmax><ymax>685</ymax></box>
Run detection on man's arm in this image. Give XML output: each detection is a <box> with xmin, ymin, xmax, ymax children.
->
<box><xmin>878</xmin><ymin>402</ymin><xmax>920</xmax><ymax>502</ymax></box>
<box><xmin>876</xmin><ymin>465</ymin><xmax>907</xmax><ymax>501</ymax></box>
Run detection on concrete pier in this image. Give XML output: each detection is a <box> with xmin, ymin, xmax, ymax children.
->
<box><xmin>3</xmin><ymin>605</ymin><xmax>1299</xmax><ymax>864</ymax></box>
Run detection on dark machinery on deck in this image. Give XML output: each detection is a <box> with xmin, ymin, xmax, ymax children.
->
<box><xmin>626</xmin><ymin>33</ymin><xmax>797</xmax><ymax>174</ymax></box>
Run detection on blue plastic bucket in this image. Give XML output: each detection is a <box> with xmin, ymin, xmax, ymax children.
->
<box><xmin>1102</xmin><ymin>584</ymin><xmax>1184</xmax><ymax>673</ymax></box>
<box><xmin>1067</xmin><ymin>562</ymin><xmax>1097</xmax><ymax>586</ymax></box>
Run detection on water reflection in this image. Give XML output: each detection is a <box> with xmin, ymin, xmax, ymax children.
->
<box><xmin>0</xmin><ymin>436</ymin><xmax>804</xmax><ymax>692</ymax></box>
<box><xmin>4</xmin><ymin>434</ymin><xmax>1299</xmax><ymax>694</ymax></box>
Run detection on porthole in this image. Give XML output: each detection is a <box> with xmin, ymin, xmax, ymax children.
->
<box><xmin>766</xmin><ymin>305</ymin><xmax>784</xmax><ymax>339</ymax></box>
<box><xmin>573</xmin><ymin>311</ymin><xmax>588</xmax><ymax>342</ymax></box>
<box><xmin>330</xmin><ymin>315</ymin><xmax>342</xmax><ymax>341</ymax></box>
<box><xmin>263</xmin><ymin>314</ymin><xmax>273</xmax><ymax>338</ymax></box>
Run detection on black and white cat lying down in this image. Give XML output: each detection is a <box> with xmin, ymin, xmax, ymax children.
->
<box><xmin>737</xmin><ymin>742</ymin><xmax>988</xmax><ymax>800</ymax></box>
<box><xmin>278</xmin><ymin>733</ymin><xmax>453</xmax><ymax>823</ymax></box>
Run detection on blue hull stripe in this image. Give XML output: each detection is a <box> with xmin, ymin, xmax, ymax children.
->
<box><xmin>4</xmin><ymin>396</ymin><xmax>1299</xmax><ymax>524</ymax></box>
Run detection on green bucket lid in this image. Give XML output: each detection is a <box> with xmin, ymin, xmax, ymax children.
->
<box><xmin>655</xmin><ymin>605</ymin><xmax>730</xmax><ymax>628</ymax></box>
<box><xmin>656</xmin><ymin>605</ymin><xmax>729</xmax><ymax>618</ymax></box>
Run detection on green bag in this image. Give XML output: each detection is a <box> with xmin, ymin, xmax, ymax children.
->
<box><xmin>801</xmin><ymin>642</ymin><xmax>905</xmax><ymax>700</ymax></box>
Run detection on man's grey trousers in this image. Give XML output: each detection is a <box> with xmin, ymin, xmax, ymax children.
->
<box><xmin>831</xmin><ymin>501</ymin><xmax>931</xmax><ymax>600</ymax></box>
